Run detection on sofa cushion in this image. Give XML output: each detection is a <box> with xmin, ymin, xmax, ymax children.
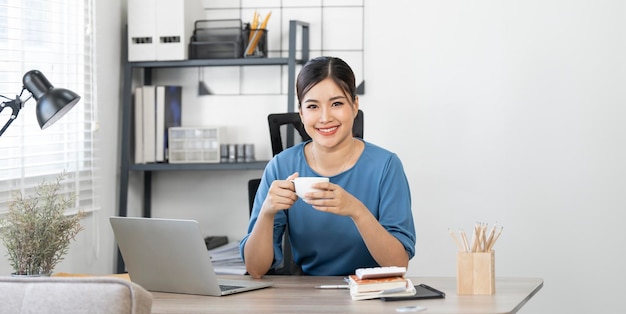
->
<box><xmin>0</xmin><ymin>276</ymin><xmax>152</xmax><ymax>314</ymax></box>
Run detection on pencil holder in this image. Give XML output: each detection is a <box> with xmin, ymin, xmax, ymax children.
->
<box><xmin>456</xmin><ymin>251</ymin><xmax>495</xmax><ymax>295</ymax></box>
<box><xmin>243</xmin><ymin>29</ymin><xmax>268</xmax><ymax>58</ymax></box>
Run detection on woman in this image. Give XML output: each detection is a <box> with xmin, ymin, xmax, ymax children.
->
<box><xmin>240</xmin><ymin>56</ymin><xmax>415</xmax><ymax>278</ymax></box>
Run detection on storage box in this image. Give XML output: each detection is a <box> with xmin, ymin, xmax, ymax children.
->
<box><xmin>168</xmin><ymin>127</ymin><xmax>221</xmax><ymax>163</ymax></box>
<box><xmin>127</xmin><ymin>0</ymin><xmax>204</xmax><ymax>61</ymax></box>
<box><xmin>189</xmin><ymin>20</ymin><xmax>244</xmax><ymax>59</ymax></box>
<box><xmin>456</xmin><ymin>251</ymin><xmax>495</xmax><ymax>295</ymax></box>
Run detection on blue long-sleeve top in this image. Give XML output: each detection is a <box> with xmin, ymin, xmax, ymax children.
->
<box><xmin>240</xmin><ymin>140</ymin><xmax>416</xmax><ymax>276</ymax></box>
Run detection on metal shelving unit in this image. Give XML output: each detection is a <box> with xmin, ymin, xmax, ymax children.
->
<box><xmin>116</xmin><ymin>20</ymin><xmax>309</xmax><ymax>273</ymax></box>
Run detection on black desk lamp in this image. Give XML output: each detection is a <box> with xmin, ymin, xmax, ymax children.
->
<box><xmin>0</xmin><ymin>70</ymin><xmax>81</xmax><ymax>137</ymax></box>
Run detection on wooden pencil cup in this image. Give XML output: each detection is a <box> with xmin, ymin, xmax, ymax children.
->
<box><xmin>456</xmin><ymin>251</ymin><xmax>495</xmax><ymax>295</ymax></box>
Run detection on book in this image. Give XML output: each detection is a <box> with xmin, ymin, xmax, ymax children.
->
<box><xmin>155</xmin><ymin>86</ymin><xmax>165</xmax><ymax>162</ymax></box>
<box><xmin>158</xmin><ymin>85</ymin><xmax>182</xmax><ymax>161</ymax></box>
<box><xmin>142</xmin><ymin>85</ymin><xmax>156</xmax><ymax>163</ymax></box>
<box><xmin>355</xmin><ymin>266</ymin><xmax>406</xmax><ymax>279</ymax></box>
<box><xmin>348</xmin><ymin>275</ymin><xmax>409</xmax><ymax>293</ymax></box>
<box><xmin>133</xmin><ymin>87</ymin><xmax>144</xmax><ymax>164</ymax></box>
<box><xmin>350</xmin><ymin>278</ymin><xmax>417</xmax><ymax>301</ymax></box>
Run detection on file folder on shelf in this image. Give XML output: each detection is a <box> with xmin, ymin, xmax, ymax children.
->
<box><xmin>127</xmin><ymin>0</ymin><xmax>205</xmax><ymax>61</ymax></box>
<box><xmin>155</xmin><ymin>0</ymin><xmax>204</xmax><ymax>61</ymax></box>
<box><xmin>127</xmin><ymin>0</ymin><xmax>156</xmax><ymax>61</ymax></box>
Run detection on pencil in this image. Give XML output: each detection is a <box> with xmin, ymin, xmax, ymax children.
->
<box><xmin>471</xmin><ymin>224</ymin><xmax>479</xmax><ymax>253</ymax></box>
<box><xmin>249</xmin><ymin>10</ymin><xmax>258</xmax><ymax>41</ymax></box>
<box><xmin>480</xmin><ymin>223</ymin><xmax>487</xmax><ymax>252</ymax></box>
<box><xmin>315</xmin><ymin>285</ymin><xmax>349</xmax><ymax>289</ymax></box>
<box><xmin>485</xmin><ymin>223</ymin><xmax>496</xmax><ymax>251</ymax></box>
<box><xmin>459</xmin><ymin>229</ymin><xmax>470</xmax><ymax>253</ymax></box>
<box><xmin>487</xmin><ymin>227</ymin><xmax>503</xmax><ymax>251</ymax></box>
<box><xmin>260</xmin><ymin>11</ymin><xmax>272</xmax><ymax>29</ymax></box>
<box><xmin>448</xmin><ymin>228</ymin><xmax>464</xmax><ymax>252</ymax></box>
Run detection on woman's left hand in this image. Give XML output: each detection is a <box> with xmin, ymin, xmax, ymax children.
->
<box><xmin>302</xmin><ymin>182</ymin><xmax>365</xmax><ymax>217</ymax></box>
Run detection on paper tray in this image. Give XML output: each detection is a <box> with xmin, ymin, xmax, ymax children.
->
<box><xmin>188</xmin><ymin>19</ymin><xmax>244</xmax><ymax>59</ymax></box>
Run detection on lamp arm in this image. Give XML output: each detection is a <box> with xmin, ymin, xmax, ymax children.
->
<box><xmin>0</xmin><ymin>96</ymin><xmax>24</xmax><ymax>137</ymax></box>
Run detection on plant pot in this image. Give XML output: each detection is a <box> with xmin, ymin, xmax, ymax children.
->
<box><xmin>11</xmin><ymin>272</ymin><xmax>52</xmax><ymax>277</ymax></box>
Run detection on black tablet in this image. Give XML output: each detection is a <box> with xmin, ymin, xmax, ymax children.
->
<box><xmin>381</xmin><ymin>284</ymin><xmax>446</xmax><ymax>301</ymax></box>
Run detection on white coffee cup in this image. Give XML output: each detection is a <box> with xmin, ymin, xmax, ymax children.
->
<box><xmin>292</xmin><ymin>177</ymin><xmax>329</xmax><ymax>198</ymax></box>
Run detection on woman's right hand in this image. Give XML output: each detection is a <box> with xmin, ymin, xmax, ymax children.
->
<box><xmin>260</xmin><ymin>172</ymin><xmax>299</xmax><ymax>216</ymax></box>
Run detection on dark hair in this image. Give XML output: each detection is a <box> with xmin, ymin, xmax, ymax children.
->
<box><xmin>296</xmin><ymin>56</ymin><xmax>356</xmax><ymax>108</ymax></box>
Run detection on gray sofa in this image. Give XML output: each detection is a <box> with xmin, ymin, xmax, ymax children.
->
<box><xmin>0</xmin><ymin>276</ymin><xmax>152</xmax><ymax>313</ymax></box>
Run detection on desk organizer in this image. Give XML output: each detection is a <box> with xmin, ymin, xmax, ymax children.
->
<box><xmin>243</xmin><ymin>28</ymin><xmax>268</xmax><ymax>58</ymax></box>
<box><xmin>457</xmin><ymin>251</ymin><xmax>495</xmax><ymax>295</ymax></box>
<box><xmin>189</xmin><ymin>20</ymin><xmax>244</xmax><ymax>59</ymax></box>
<box><xmin>168</xmin><ymin>127</ymin><xmax>221</xmax><ymax>163</ymax></box>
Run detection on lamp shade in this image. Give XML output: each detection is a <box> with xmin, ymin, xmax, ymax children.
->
<box><xmin>22</xmin><ymin>70</ymin><xmax>81</xmax><ymax>130</ymax></box>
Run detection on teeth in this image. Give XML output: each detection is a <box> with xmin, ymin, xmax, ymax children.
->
<box><xmin>319</xmin><ymin>127</ymin><xmax>337</xmax><ymax>133</ymax></box>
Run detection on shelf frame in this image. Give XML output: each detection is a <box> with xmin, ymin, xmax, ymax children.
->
<box><xmin>128</xmin><ymin>161</ymin><xmax>269</xmax><ymax>171</ymax></box>
<box><xmin>116</xmin><ymin>20</ymin><xmax>309</xmax><ymax>273</ymax></box>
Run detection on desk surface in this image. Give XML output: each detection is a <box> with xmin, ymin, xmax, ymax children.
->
<box><xmin>150</xmin><ymin>276</ymin><xmax>543</xmax><ymax>314</ymax></box>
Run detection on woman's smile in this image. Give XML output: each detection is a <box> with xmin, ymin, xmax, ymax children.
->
<box><xmin>317</xmin><ymin>126</ymin><xmax>339</xmax><ymax>135</ymax></box>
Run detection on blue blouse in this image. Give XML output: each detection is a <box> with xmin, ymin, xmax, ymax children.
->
<box><xmin>240</xmin><ymin>140</ymin><xmax>416</xmax><ymax>276</ymax></box>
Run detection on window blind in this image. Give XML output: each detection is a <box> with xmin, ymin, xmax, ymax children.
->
<box><xmin>0</xmin><ymin>0</ymin><xmax>97</xmax><ymax>214</ymax></box>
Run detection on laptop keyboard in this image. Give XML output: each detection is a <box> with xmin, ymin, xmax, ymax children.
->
<box><xmin>220</xmin><ymin>284</ymin><xmax>244</xmax><ymax>291</ymax></box>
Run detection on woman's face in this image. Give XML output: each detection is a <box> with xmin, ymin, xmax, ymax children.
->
<box><xmin>299</xmin><ymin>77</ymin><xmax>358</xmax><ymax>150</ymax></box>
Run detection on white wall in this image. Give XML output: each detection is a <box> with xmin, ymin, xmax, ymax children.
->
<box><xmin>363</xmin><ymin>1</ymin><xmax>626</xmax><ymax>313</ymax></box>
<box><xmin>2</xmin><ymin>1</ymin><xmax>623</xmax><ymax>314</ymax></box>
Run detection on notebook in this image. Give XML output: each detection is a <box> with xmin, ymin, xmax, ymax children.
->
<box><xmin>109</xmin><ymin>216</ymin><xmax>273</xmax><ymax>296</ymax></box>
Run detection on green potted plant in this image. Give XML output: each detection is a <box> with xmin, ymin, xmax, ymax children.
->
<box><xmin>0</xmin><ymin>173</ymin><xmax>84</xmax><ymax>276</ymax></box>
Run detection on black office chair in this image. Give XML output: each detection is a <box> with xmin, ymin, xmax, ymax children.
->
<box><xmin>247</xmin><ymin>177</ymin><xmax>300</xmax><ymax>275</ymax></box>
<box><xmin>247</xmin><ymin>178</ymin><xmax>261</xmax><ymax>215</ymax></box>
<box><xmin>247</xmin><ymin>110</ymin><xmax>364</xmax><ymax>275</ymax></box>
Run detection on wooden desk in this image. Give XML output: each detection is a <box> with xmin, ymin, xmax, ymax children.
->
<box><xmin>150</xmin><ymin>276</ymin><xmax>542</xmax><ymax>313</ymax></box>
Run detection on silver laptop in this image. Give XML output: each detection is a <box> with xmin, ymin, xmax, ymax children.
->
<box><xmin>109</xmin><ymin>216</ymin><xmax>273</xmax><ymax>296</ymax></box>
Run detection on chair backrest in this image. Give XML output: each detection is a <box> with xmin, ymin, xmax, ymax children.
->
<box><xmin>246</xmin><ymin>176</ymin><xmax>300</xmax><ymax>275</ymax></box>
<box><xmin>268</xmin><ymin>109</ymin><xmax>364</xmax><ymax>156</ymax></box>
<box><xmin>246</xmin><ymin>110</ymin><xmax>363</xmax><ymax>276</ymax></box>
<box><xmin>248</xmin><ymin>178</ymin><xmax>261</xmax><ymax>216</ymax></box>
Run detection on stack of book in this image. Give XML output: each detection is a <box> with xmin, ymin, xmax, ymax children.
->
<box><xmin>348</xmin><ymin>267</ymin><xmax>416</xmax><ymax>300</ymax></box>
<box><xmin>133</xmin><ymin>85</ymin><xmax>182</xmax><ymax>164</ymax></box>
